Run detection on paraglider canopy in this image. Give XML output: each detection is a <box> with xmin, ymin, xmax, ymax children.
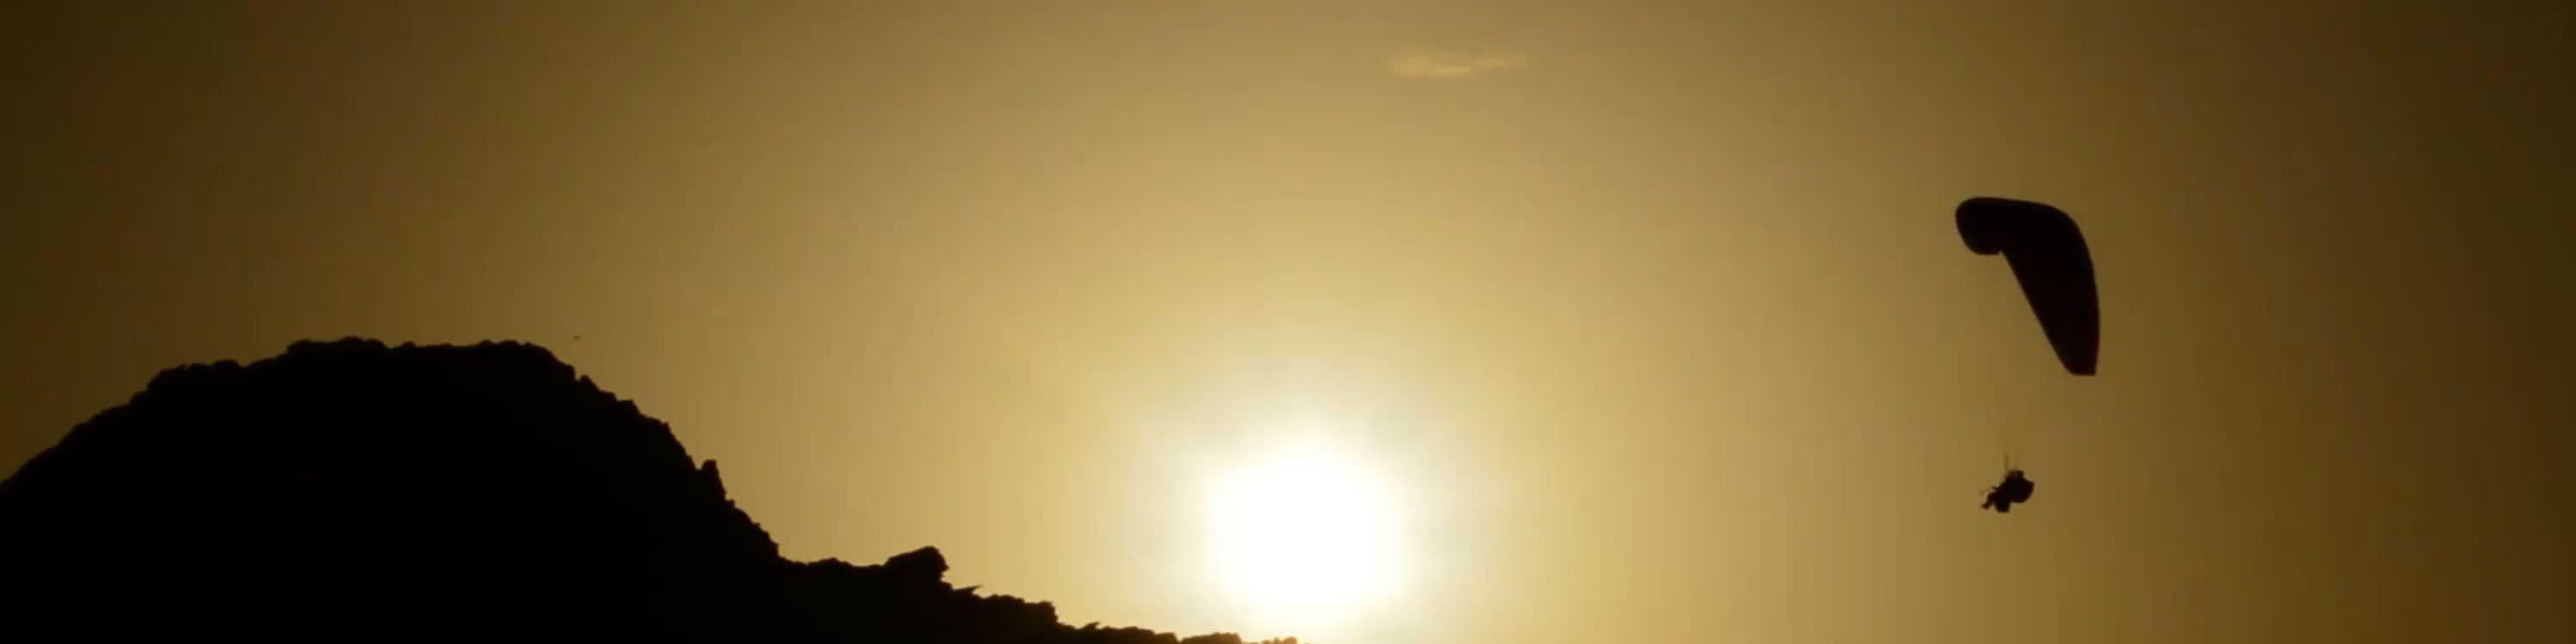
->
<box><xmin>1957</xmin><ymin>197</ymin><xmax>2098</xmax><ymax>376</ymax></box>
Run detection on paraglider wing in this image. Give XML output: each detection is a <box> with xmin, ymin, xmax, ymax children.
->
<box><xmin>1957</xmin><ymin>197</ymin><xmax>2098</xmax><ymax>376</ymax></box>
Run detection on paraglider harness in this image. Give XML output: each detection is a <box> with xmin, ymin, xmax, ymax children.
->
<box><xmin>1981</xmin><ymin>469</ymin><xmax>2034</xmax><ymax>513</ymax></box>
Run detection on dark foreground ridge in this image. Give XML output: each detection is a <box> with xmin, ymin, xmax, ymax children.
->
<box><xmin>0</xmin><ymin>338</ymin><xmax>1297</xmax><ymax>644</ymax></box>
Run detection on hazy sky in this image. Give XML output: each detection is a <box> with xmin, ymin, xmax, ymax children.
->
<box><xmin>5</xmin><ymin>2</ymin><xmax>2571</xmax><ymax>642</ymax></box>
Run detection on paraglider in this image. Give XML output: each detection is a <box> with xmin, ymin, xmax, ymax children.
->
<box><xmin>1957</xmin><ymin>197</ymin><xmax>2096</xmax><ymax>513</ymax></box>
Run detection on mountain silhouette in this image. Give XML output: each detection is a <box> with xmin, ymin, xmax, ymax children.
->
<box><xmin>0</xmin><ymin>338</ymin><xmax>1298</xmax><ymax>644</ymax></box>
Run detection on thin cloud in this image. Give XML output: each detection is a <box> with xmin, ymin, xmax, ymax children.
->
<box><xmin>1385</xmin><ymin>52</ymin><xmax>1528</xmax><ymax>81</ymax></box>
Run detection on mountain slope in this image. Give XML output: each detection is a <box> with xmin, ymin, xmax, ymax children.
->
<box><xmin>0</xmin><ymin>338</ymin><xmax>1291</xmax><ymax>644</ymax></box>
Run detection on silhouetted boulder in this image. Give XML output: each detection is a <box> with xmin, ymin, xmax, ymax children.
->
<box><xmin>886</xmin><ymin>545</ymin><xmax>952</xmax><ymax>585</ymax></box>
<box><xmin>0</xmin><ymin>338</ymin><xmax>1290</xmax><ymax>644</ymax></box>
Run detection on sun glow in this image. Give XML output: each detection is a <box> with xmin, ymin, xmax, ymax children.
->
<box><xmin>1201</xmin><ymin>434</ymin><xmax>1411</xmax><ymax>632</ymax></box>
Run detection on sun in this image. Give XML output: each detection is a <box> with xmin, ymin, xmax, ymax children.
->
<box><xmin>1200</xmin><ymin>435</ymin><xmax>1411</xmax><ymax>632</ymax></box>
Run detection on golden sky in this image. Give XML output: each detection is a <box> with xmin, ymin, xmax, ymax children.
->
<box><xmin>4</xmin><ymin>2</ymin><xmax>2571</xmax><ymax>642</ymax></box>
